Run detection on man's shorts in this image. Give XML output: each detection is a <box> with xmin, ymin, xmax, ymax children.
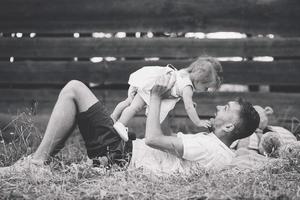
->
<box><xmin>77</xmin><ymin>100</ymin><xmax>132</xmax><ymax>167</ymax></box>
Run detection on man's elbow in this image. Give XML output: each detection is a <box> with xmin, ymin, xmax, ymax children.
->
<box><xmin>145</xmin><ymin>137</ymin><xmax>159</xmax><ymax>148</ymax></box>
<box><xmin>145</xmin><ymin>137</ymin><xmax>155</xmax><ymax>146</ymax></box>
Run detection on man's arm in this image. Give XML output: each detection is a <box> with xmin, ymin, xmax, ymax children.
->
<box><xmin>144</xmin><ymin>74</ymin><xmax>184</xmax><ymax>157</ymax></box>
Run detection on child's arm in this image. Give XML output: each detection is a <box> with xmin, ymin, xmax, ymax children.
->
<box><xmin>182</xmin><ymin>86</ymin><xmax>211</xmax><ymax>128</ymax></box>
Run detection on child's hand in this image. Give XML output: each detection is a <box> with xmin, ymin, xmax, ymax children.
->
<box><xmin>197</xmin><ymin>120</ymin><xmax>211</xmax><ymax>128</ymax></box>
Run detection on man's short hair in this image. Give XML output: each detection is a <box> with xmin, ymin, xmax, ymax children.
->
<box><xmin>233</xmin><ymin>97</ymin><xmax>260</xmax><ymax>140</ymax></box>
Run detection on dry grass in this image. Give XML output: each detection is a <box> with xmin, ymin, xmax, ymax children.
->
<box><xmin>0</xmin><ymin>112</ymin><xmax>300</xmax><ymax>200</ymax></box>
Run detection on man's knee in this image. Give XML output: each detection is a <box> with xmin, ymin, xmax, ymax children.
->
<box><xmin>60</xmin><ymin>80</ymin><xmax>86</xmax><ymax>99</ymax></box>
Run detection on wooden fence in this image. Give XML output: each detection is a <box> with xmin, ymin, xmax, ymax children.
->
<box><xmin>0</xmin><ymin>0</ymin><xmax>300</xmax><ymax>135</ymax></box>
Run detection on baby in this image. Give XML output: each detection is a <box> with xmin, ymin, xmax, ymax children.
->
<box><xmin>111</xmin><ymin>57</ymin><xmax>223</xmax><ymax>141</ymax></box>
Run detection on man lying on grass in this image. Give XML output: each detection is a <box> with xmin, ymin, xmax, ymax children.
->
<box><xmin>0</xmin><ymin>73</ymin><xmax>259</xmax><ymax>175</ymax></box>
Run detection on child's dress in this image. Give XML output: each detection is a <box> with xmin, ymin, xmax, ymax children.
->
<box><xmin>128</xmin><ymin>65</ymin><xmax>194</xmax><ymax>122</ymax></box>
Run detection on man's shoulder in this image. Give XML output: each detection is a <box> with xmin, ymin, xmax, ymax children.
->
<box><xmin>179</xmin><ymin>132</ymin><xmax>234</xmax><ymax>163</ymax></box>
<box><xmin>179</xmin><ymin>132</ymin><xmax>213</xmax><ymax>138</ymax></box>
<box><xmin>180</xmin><ymin>132</ymin><xmax>234</xmax><ymax>153</ymax></box>
<box><xmin>178</xmin><ymin>132</ymin><xmax>217</xmax><ymax>145</ymax></box>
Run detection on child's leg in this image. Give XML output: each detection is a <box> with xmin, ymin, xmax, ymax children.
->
<box><xmin>118</xmin><ymin>94</ymin><xmax>146</xmax><ymax>126</ymax></box>
<box><xmin>110</xmin><ymin>86</ymin><xmax>137</xmax><ymax>122</ymax></box>
<box><xmin>110</xmin><ymin>98</ymin><xmax>132</xmax><ymax>122</ymax></box>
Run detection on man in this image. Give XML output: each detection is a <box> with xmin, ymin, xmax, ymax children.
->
<box><xmin>0</xmin><ymin>74</ymin><xmax>259</xmax><ymax>175</ymax></box>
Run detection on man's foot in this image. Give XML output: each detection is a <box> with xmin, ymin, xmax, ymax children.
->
<box><xmin>113</xmin><ymin>121</ymin><xmax>129</xmax><ymax>141</ymax></box>
<box><xmin>0</xmin><ymin>155</ymin><xmax>51</xmax><ymax>178</ymax></box>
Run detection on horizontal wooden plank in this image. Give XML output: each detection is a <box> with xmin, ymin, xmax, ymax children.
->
<box><xmin>0</xmin><ymin>113</ymin><xmax>209</xmax><ymax>139</ymax></box>
<box><xmin>104</xmin><ymin>90</ymin><xmax>300</xmax><ymax>121</ymax></box>
<box><xmin>0</xmin><ymin>0</ymin><xmax>299</xmax><ymax>35</ymax></box>
<box><xmin>1</xmin><ymin>38</ymin><xmax>300</xmax><ymax>58</ymax></box>
<box><xmin>0</xmin><ymin>61</ymin><xmax>108</xmax><ymax>85</ymax></box>
<box><xmin>0</xmin><ymin>89</ymin><xmax>299</xmax><ymax>122</ymax></box>
<box><xmin>0</xmin><ymin>60</ymin><xmax>300</xmax><ymax>86</ymax></box>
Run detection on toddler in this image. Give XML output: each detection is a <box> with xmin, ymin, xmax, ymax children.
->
<box><xmin>111</xmin><ymin>57</ymin><xmax>223</xmax><ymax>141</ymax></box>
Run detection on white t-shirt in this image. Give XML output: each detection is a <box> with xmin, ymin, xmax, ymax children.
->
<box><xmin>129</xmin><ymin>132</ymin><xmax>235</xmax><ymax>175</ymax></box>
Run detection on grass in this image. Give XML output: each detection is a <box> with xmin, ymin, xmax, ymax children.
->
<box><xmin>0</xmin><ymin>112</ymin><xmax>300</xmax><ymax>200</ymax></box>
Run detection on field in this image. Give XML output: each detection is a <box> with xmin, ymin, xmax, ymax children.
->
<box><xmin>0</xmin><ymin>113</ymin><xmax>300</xmax><ymax>200</ymax></box>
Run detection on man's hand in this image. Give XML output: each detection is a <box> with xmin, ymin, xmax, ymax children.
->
<box><xmin>151</xmin><ymin>73</ymin><xmax>176</xmax><ymax>98</ymax></box>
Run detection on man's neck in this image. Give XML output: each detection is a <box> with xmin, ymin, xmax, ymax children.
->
<box><xmin>213</xmin><ymin>131</ymin><xmax>233</xmax><ymax>147</ymax></box>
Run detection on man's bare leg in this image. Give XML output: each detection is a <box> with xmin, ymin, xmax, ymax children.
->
<box><xmin>32</xmin><ymin>80</ymin><xmax>99</xmax><ymax>162</ymax></box>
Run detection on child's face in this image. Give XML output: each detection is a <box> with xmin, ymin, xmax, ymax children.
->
<box><xmin>190</xmin><ymin>63</ymin><xmax>217</xmax><ymax>92</ymax></box>
<box><xmin>191</xmin><ymin>73</ymin><xmax>217</xmax><ymax>92</ymax></box>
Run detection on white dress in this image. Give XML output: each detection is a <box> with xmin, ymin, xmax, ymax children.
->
<box><xmin>128</xmin><ymin>65</ymin><xmax>194</xmax><ymax>122</ymax></box>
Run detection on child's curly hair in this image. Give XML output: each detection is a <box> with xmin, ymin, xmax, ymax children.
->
<box><xmin>187</xmin><ymin>57</ymin><xmax>223</xmax><ymax>90</ymax></box>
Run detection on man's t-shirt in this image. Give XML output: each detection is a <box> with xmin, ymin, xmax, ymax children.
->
<box><xmin>129</xmin><ymin>132</ymin><xmax>235</xmax><ymax>175</ymax></box>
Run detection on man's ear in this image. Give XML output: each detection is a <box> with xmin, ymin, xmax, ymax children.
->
<box><xmin>264</xmin><ymin>106</ymin><xmax>274</xmax><ymax>116</ymax></box>
<box><xmin>223</xmin><ymin>123</ymin><xmax>235</xmax><ymax>133</ymax></box>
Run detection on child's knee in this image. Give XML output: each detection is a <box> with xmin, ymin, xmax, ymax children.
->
<box><xmin>128</xmin><ymin>102</ymin><xmax>144</xmax><ymax>113</ymax></box>
<box><xmin>124</xmin><ymin>97</ymin><xmax>133</xmax><ymax>106</ymax></box>
<box><xmin>128</xmin><ymin>86</ymin><xmax>138</xmax><ymax>98</ymax></box>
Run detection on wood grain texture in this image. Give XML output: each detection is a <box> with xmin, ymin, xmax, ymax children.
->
<box><xmin>0</xmin><ymin>60</ymin><xmax>299</xmax><ymax>85</ymax></box>
<box><xmin>1</xmin><ymin>38</ymin><xmax>300</xmax><ymax>58</ymax></box>
<box><xmin>1</xmin><ymin>113</ymin><xmax>294</xmax><ymax>140</ymax></box>
<box><xmin>0</xmin><ymin>89</ymin><xmax>298</xmax><ymax>121</ymax></box>
<box><xmin>0</xmin><ymin>0</ymin><xmax>299</xmax><ymax>35</ymax></box>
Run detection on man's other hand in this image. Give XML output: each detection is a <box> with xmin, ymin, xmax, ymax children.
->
<box><xmin>151</xmin><ymin>73</ymin><xmax>176</xmax><ymax>98</ymax></box>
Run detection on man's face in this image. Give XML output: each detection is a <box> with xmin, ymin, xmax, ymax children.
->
<box><xmin>211</xmin><ymin>101</ymin><xmax>241</xmax><ymax>132</ymax></box>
